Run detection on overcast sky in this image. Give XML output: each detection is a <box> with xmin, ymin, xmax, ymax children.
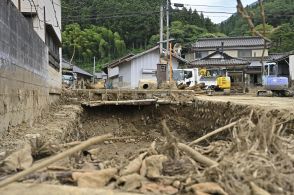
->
<box><xmin>171</xmin><ymin>0</ymin><xmax>257</xmax><ymax>23</ymax></box>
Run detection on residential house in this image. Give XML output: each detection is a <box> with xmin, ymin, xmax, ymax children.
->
<box><xmin>62</xmin><ymin>59</ymin><xmax>93</xmax><ymax>89</ymax></box>
<box><xmin>12</xmin><ymin>0</ymin><xmax>62</xmax><ymax>93</ymax></box>
<box><xmin>185</xmin><ymin>37</ymin><xmax>294</xmax><ymax>87</ymax></box>
<box><xmin>105</xmin><ymin>46</ymin><xmax>188</xmax><ymax>89</ymax></box>
<box><xmin>186</xmin><ymin>36</ymin><xmax>273</xmax><ymax>86</ymax></box>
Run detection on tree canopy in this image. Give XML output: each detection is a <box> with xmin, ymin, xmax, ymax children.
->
<box><xmin>220</xmin><ymin>0</ymin><xmax>294</xmax><ymax>52</ymax></box>
<box><xmin>61</xmin><ymin>0</ymin><xmax>221</xmax><ymax>70</ymax></box>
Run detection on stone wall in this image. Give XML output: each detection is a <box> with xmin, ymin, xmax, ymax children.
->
<box><xmin>0</xmin><ymin>1</ymin><xmax>59</xmax><ymax>134</ymax></box>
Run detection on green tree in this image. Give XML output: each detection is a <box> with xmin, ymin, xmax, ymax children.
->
<box><xmin>270</xmin><ymin>23</ymin><xmax>294</xmax><ymax>52</ymax></box>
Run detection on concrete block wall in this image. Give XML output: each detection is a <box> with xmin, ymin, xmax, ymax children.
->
<box><xmin>0</xmin><ymin>1</ymin><xmax>58</xmax><ymax>134</ymax></box>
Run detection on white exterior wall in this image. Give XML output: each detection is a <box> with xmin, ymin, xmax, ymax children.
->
<box><xmin>130</xmin><ymin>50</ymin><xmax>179</xmax><ymax>89</ymax></box>
<box><xmin>130</xmin><ymin>50</ymin><xmax>159</xmax><ymax>89</ymax></box>
<box><xmin>289</xmin><ymin>55</ymin><xmax>294</xmax><ymax>82</ymax></box>
<box><xmin>108</xmin><ymin>66</ymin><xmax>119</xmax><ymax>78</ymax></box>
<box><xmin>252</xmin><ymin>49</ymin><xmax>269</xmax><ymax>57</ymax></box>
<box><xmin>12</xmin><ymin>0</ymin><xmax>61</xmax><ymax>41</ymax></box>
<box><xmin>119</xmin><ymin>63</ymin><xmax>132</xmax><ymax>88</ymax></box>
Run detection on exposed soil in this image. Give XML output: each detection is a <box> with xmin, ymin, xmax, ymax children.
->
<box><xmin>0</xmin><ymin>93</ymin><xmax>294</xmax><ymax>195</ymax></box>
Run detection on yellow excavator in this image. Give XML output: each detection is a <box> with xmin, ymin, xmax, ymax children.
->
<box><xmin>199</xmin><ymin>68</ymin><xmax>231</xmax><ymax>93</ymax></box>
<box><xmin>173</xmin><ymin>68</ymin><xmax>231</xmax><ymax>94</ymax></box>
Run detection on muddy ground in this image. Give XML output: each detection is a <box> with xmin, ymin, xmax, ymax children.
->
<box><xmin>0</xmin><ymin>94</ymin><xmax>294</xmax><ymax>195</ymax></box>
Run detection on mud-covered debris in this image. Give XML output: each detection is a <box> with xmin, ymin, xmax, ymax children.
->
<box><xmin>120</xmin><ymin>152</ymin><xmax>147</xmax><ymax>176</ymax></box>
<box><xmin>250</xmin><ymin>182</ymin><xmax>271</xmax><ymax>195</ymax></box>
<box><xmin>117</xmin><ymin>173</ymin><xmax>145</xmax><ymax>191</ymax></box>
<box><xmin>1</xmin><ymin>144</ymin><xmax>33</xmax><ymax>173</ymax></box>
<box><xmin>172</xmin><ymin>180</ymin><xmax>181</xmax><ymax>189</ymax></box>
<box><xmin>81</xmin><ymin>162</ymin><xmax>97</xmax><ymax>171</ymax></box>
<box><xmin>72</xmin><ymin>168</ymin><xmax>118</xmax><ymax>188</ymax></box>
<box><xmin>144</xmin><ymin>155</ymin><xmax>168</xmax><ymax>179</ymax></box>
<box><xmin>0</xmin><ymin>151</ymin><xmax>6</xmax><ymax>159</ymax></box>
<box><xmin>86</xmin><ymin>148</ymin><xmax>102</xmax><ymax>160</ymax></box>
<box><xmin>140</xmin><ymin>182</ymin><xmax>178</xmax><ymax>195</ymax></box>
<box><xmin>190</xmin><ymin>182</ymin><xmax>228</xmax><ymax>195</ymax></box>
<box><xmin>0</xmin><ymin>183</ymin><xmax>142</xmax><ymax>195</ymax></box>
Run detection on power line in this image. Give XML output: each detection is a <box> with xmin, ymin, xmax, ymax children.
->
<box><xmin>49</xmin><ymin>0</ymin><xmax>61</xmax><ymax>30</ymax></box>
<box><xmin>62</xmin><ymin>9</ymin><xmax>235</xmax><ymax>21</ymax></box>
<box><xmin>175</xmin><ymin>3</ymin><xmax>236</xmax><ymax>9</ymax></box>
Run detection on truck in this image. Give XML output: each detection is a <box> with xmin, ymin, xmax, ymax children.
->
<box><xmin>257</xmin><ymin>62</ymin><xmax>292</xmax><ymax>97</ymax></box>
<box><xmin>172</xmin><ymin>68</ymin><xmax>231</xmax><ymax>94</ymax></box>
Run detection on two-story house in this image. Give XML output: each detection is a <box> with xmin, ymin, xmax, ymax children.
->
<box><xmin>186</xmin><ymin>36</ymin><xmax>271</xmax><ymax>87</ymax></box>
<box><xmin>12</xmin><ymin>0</ymin><xmax>62</xmax><ymax>94</ymax></box>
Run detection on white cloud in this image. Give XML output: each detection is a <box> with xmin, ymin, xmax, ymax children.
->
<box><xmin>170</xmin><ymin>0</ymin><xmax>257</xmax><ymax>23</ymax></box>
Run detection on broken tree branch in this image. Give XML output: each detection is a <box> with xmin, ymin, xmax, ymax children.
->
<box><xmin>236</xmin><ymin>0</ymin><xmax>270</xmax><ymax>42</ymax></box>
<box><xmin>189</xmin><ymin>120</ymin><xmax>239</xmax><ymax>146</ymax></box>
<box><xmin>178</xmin><ymin>143</ymin><xmax>218</xmax><ymax>167</ymax></box>
<box><xmin>0</xmin><ymin>134</ymin><xmax>112</xmax><ymax>188</ymax></box>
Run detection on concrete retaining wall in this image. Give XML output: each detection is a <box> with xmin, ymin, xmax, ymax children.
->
<box><xmin>0</xmin><ymin>1</ymin><xmax>59</xmax><ymax>134</ymax></box>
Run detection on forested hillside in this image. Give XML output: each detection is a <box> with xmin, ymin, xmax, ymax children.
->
<box><xmin>220</xmin><ymin>0</ymin><xmax>294</xmax><ymax>53</ymax></box>
<box><xmin>61</xmin><ymin>0</ymin><xmax>223</xmax><ymax>71</ymax></box>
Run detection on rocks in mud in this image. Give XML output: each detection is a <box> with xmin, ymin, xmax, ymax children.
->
<box><xmin>140</xmin><ymin>182</ymin><xmax>178</xmax><ymax>195</ymax></box>
<box><xmin>120</xmin><ymin>152</ymin><xmax>147</xmax><ymax>176</ymax></box>
<box><xmin>1</xmin><ymin>144</ymin><xmax>33</xmax><ymax>173</ymax></box>
<box><xmin>117</xmin><ymin>173</ymin><xmax>145</xmax><ymax>191</ymax></box>
<box><xmin>189</xmin><ymin>182</ymin><xmax>228</xmax><ymax>195</ymax></box>
<box><xmin>143</xmin><ymin>155</ymin><xmax>169</xmax><ymax>179</ymax></box>
<box><xmin>72</xmin><ymin>168</ymin><xmax>118</xmax><ymax>188</ymax></box>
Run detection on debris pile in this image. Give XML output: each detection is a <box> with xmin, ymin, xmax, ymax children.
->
<box><xmin>0</xmin><ymin>110</ymin><xmax>293</xmax><ymax>195</ymax></box>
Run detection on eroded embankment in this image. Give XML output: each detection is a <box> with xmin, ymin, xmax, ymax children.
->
<box><xmin>78</xmin><ymin>99</ymin><xmax>294</xmax><ymax>143</ymax></box>
<box><xmin>1</xmin><ymin>97</ymin><xmax>294</xmax><ymax>195</ymax></box>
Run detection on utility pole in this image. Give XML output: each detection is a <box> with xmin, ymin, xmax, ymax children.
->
<box><xmin>159</xmin><ymin>5</ymin><xmax>164</xmax><ymax>62</ymax></box>
<box><xmin>166</xmin><ymin>0</ymin><xmax>170</xmax><ymax>56</ymax></box>
<box><xmin>93</xmin><ymin>56</ymin><xmax>96</xmax><ymax>84</ymax></box>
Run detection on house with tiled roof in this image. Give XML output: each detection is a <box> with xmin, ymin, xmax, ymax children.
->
<box><xmin>62</xmin><ymin>59</ymin><xmax>93</xmax><ymax>89</ymax></box>
<box><xmin>186</xmin><ymin>36</ymin><xmax>286</xmax><ymax>87</ymax></box>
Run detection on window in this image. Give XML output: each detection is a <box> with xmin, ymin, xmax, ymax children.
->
<box><xmin>119</xmin><ymin>76</ymin><xmax>123</xmax><ymax>82</ymax></box>
<box><xmin>238</xmin><ymin>50</ymin><xmax>252</xmax><ymax>58</ymax></box>
<box><xmin>195</xmin><ymin>51</ymin><xmax>209</xmax><ymax>59</ymax></box>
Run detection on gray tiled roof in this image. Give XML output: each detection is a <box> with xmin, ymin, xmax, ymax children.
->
<box><xmin>192</xmin><ymin>58</ymin><xmax>249</xmax><ymax>66</ymax></box>
<box><xmin>190</xmin><ymin>50</ymin><xmax>250</xmax><ymax>66</ymax></box>
<box><xmin>62</xmin><ymin>59</ymin><xmax>73</xmax><ymax>69</ymax></box>
<box><xmin>62</xmin><ymin>59</ymin><xmax>93</xmax><ymax>77</ymax></box>
<box><xmin>73</xmin><ymin>66</ymin><xmax>93</xmax><ymax>77</ymax></box>
<box><xmin>193</xmin><ymin>36</ymin><xmax>267</xmax><ymax>48</ymax></box>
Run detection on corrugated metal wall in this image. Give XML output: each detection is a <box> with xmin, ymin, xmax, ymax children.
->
<box><xmin>130</xmin><ymin>50</ymin><xmax>179</xmax><ymax>88</ymax></box>
<box><xmin>130</xmin><ymin>50</ymin><xmax>159</xmax><ymax>88</ymax></box>
<box><xmin>119</xmin><ymin>62</ymin><xmax>132</xmax><ymax>88</ymax></box>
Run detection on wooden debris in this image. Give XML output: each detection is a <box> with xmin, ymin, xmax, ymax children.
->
<box><xmin>0</xmin><ymin>134</ymin><xmax>112</xmax><ymax>188</ymax></box>
<box><xmin>250</xmin><ymin>182</ymin><xmax>271</xmax><ymax>195</ymax></box>
<box><xmin>83</xmin><ymin>99</ymin><xmax>157</xmax><ymax>107</ymax></box>
<box><xmin>189</xmin><ymin>120</ymin><xmax>239</xmax><ymax>146</ymax></box>
<box><xmin>178</xmin><ymin>143</ymin><xmax>218</xmax><ymax>167</ymax></box>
